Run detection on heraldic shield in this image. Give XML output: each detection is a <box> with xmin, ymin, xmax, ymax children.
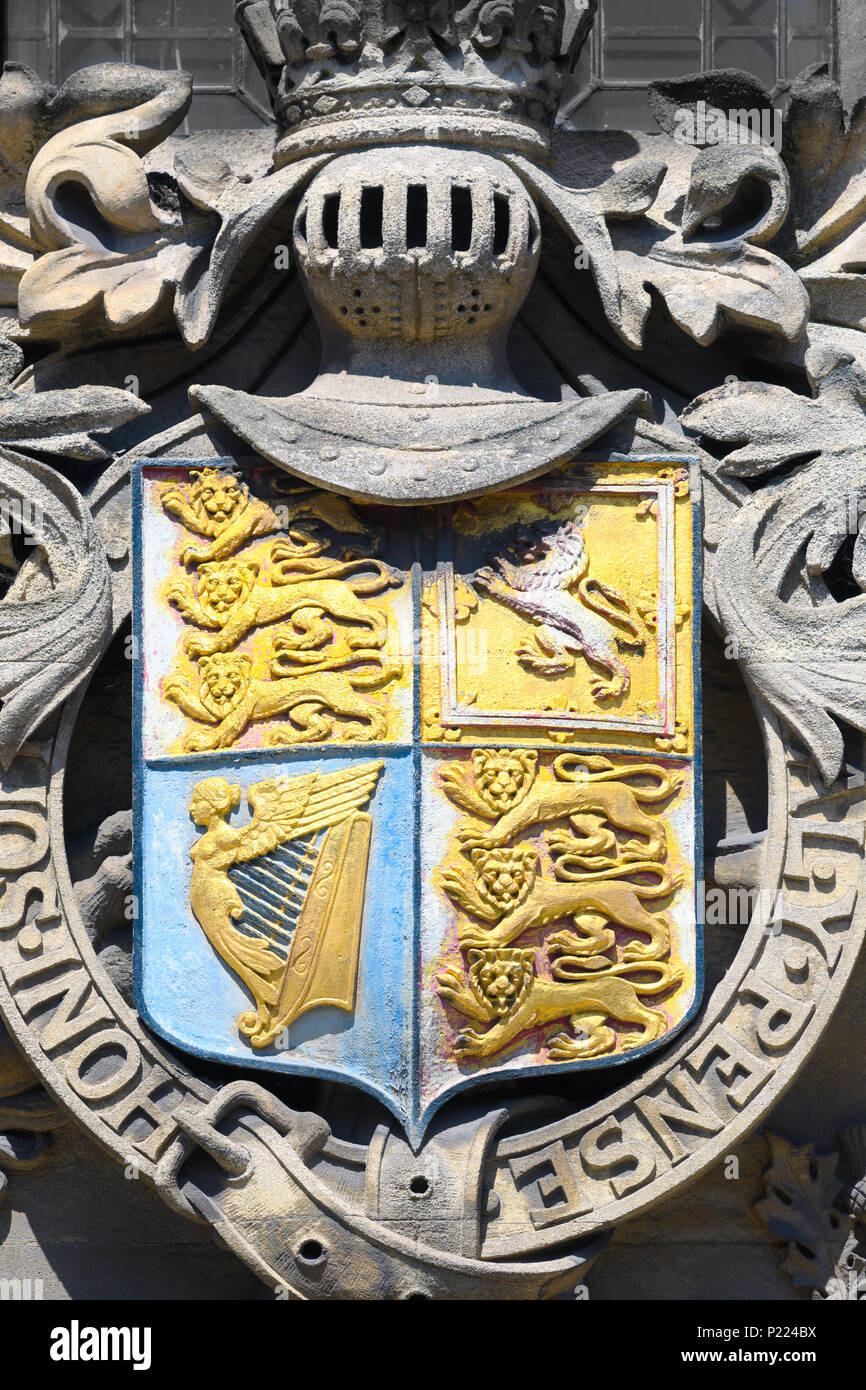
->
<box><xmin>133</xmin><ymin>457</ymin><xmax>702</xmax><ymax>1147</ymax></box>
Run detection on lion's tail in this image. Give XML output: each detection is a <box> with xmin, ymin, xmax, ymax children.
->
<box><xmin>619</xmin><ymin>765</ymin><xmax>685</xmax><ymax>803</ymax></box>
<box><xmin>350</xmin><ymin>660</ymin><xmax>403</xmax><ymax>688</ymax></box>
<box><xmin>552</xmin><ymin>859</ymin><xmax>683</xmax><ymax>899</ymax></box>
<box><xmin>552</xmin><ymin>958</ymin><xmax>683</xmax><ymax>995</ymax></box>
<box><xmin>332</xmin><ymin>559</ymin><xmax>402</xmax><ymax>595</ymax></box>
<box><xmin>634</xmin><ymin>866</ymin><xmax>685</xmax><ymax>900</ymax></box>
<box><xmin>552</xmin><ymin>755</ymin><xmax>682</xmax><ymax>804</ymax></box>
<box><xmin>611</xmin><ymin>960</ymin><xmax>684</xmax><ymax>995</ymax></box>
<box><xmin>270</xmin><ymin>551</ymin><xmax>400</xmax><ymax>594</ymax></box>
<box><xmin>577</xmin><ymin>577</ymin><xmax>643</xmax><ymax>644</ymax></box>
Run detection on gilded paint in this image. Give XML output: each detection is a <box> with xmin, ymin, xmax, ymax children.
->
<box><xmin>134</xmin><ymin>457</ymin><xmax>701</xmax><ymax>1145</ymax></box>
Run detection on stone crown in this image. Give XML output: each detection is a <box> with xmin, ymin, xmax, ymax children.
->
<box><xmin>236</xmin><ymin>0</ymin><xmax>595</xmax><ymax>164</ymax></box>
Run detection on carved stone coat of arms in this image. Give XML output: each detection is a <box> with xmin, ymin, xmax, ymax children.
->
<box><xmin>134</xmin><ymin>456</ymin><xmax>701</xmax><ymax>1143</ymax></box>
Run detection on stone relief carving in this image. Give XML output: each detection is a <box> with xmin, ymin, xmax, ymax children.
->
<box><xmin>0</xmin><ymin>0</ymin><xmax>861</xmax><ymax>1300</ymax></box>
<box><xmin>685</xmin><ymin>344</ymin><xmax>866</xmax><ymax>785</ymax></box>
<box><xmin>157</xmin><ymin>469</ymin><xmax>403</xmax><ymax>748</ymax></box>
<box><xmin>187</xmin><ymin>762</ymin><xmax>381</xmax><ymax>1047</ymax></box>
<box><xmin>756</xmin><ymin>1130</ymin><xmax>866</xmax><ymax>1301</ymax></box>
<box><xmin>0</xmin><ymin>448</ymin><xmax>114</xmax><ymax>767</ymax></box>
<box><xmin>434</xmin><ymin>747</ymin><xmax>687</xmax><ymax>1065</ymax></box>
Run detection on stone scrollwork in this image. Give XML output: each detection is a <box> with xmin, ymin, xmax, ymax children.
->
<box><xmin>2</xmin><ymin>58</ymin><xmax>326</xmax><ymax>356</ymax></box>
<box><xmin>0</xmin><ymin>1075</ymin><xmax>65</xmax><ymax>1208</ymax></box>
<box><xmin>7</xmin><ymin>66</ymin><xmax>194</xmax><ymax>344</ymax></box>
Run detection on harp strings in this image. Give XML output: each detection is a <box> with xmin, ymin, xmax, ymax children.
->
<box><xmin>229</xmin><ymin>833</ymin><xmax>320</xmax><ymax>961</ymax></box>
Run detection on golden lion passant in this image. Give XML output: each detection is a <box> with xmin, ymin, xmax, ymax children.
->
<box><xmin>160</xmin><ymin>468</ymin><xmax>279</xmax><ymax>567</ymax></box>
<box><xmin>451</xmin><ymin>751</ymin><xmax>682</xmax><ymax>866</ymax></box>
<box><xmin>165</xmin><ymin>551</ymin><xmax>400</xmax><ymax>658</ymax></box>
<box><xmin>440</xmin><ymin>849</ymin><xmax>681</xmax><ymax>961</ymax></box>
<box><xmin>164</xmin><ymin>651</ymin><xmax>396</xmax><ymax>750</ymax></box>
<box><xmin>437</xmin><ymin>947</ymin><xmax>682</xmax><ymax>1059</ymax></box>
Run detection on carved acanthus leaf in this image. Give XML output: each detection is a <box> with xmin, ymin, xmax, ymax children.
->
<box><xmin>680</xmin><ymin>143</ymin><xmax>790</xmax><ymax>245</ymax></box>
<box><xmin>779</xmin><ymin>66</ymin><xmax>866</xmax><ymax>331</ymax></box>
<box><xmin>685</xmin><ymin>345</ymin><xmax>866</xmax><ymax>783</ymax></box>
<box><xmin>506</xmin><ymin>154</ymin><xmax>667</xmax><ymax>348</ymax></box>
<box><xmin>756</xmin><ymin>1133</ymin><xmax>864</xmax><ymax>1300</ymax></box>
<box><xmin>20</xmin><ymin>241</ymin><xmax>193</xmax><ymax>336</ymax></box>
<box><xmin>10</xmin><ymin>66</ymin><xmax>328</xmax><ymax>352</ymax></box>
<box><xmin>614</xmin><ymin>126</ymin><xmax>807</xmax><ymax>347</ymax></box>
<box><xmin>173</xmin><ymin>151</ymin><xmax>330</xmax><ymax>349</ymax></box>
<box><xmin>781</xmin><ymin>65</ymin><xmax>866</xmax><ymax>266</ymax></box>
<box><xmin>16</xmin><ymin>65</ymin><xmax>200</xmax><ymax>341</ymax></box>
<box><xmin>615</xmin><ymin>237</ymin><xmax>809</xmax><ymax>348</ymax></box>
<box><xmin>648</xmin><ymin>66</ymin><xmax>866</xmax><ymax>337</ymax></box>
<box><xmin>647</xmin><ymin>69</ymin><xmax>776</xmax><ymax>147</ymax></box>
<box><xmin>0</xmin><ymin>346</ymin><xmax>149</xmax><ymax>459</ymax></box>
<box><xmin>0</xmin><ymin>61</ymin><xmax>197</xmax><ymax>318</ymax></box>
<box><xmin>684</xmin><ymin>344</ymin><xmax>866</xmax><ymax>576</ymax></box>
<box><xmin>0</xmin><ymin>448</ymin><xmax>113</xmax><ymax>767</ymax></box>
<box><xmin>532</xmin><ymin>87</ymin><xmax>808</xmax><ymax>351</ymax></box>
<box><xmin>0</xmin><ymin>61</ymin><xmax>155</xmax><ymax>305</ymax></box>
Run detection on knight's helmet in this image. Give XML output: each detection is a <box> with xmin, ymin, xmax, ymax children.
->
<box><xmin>235</xmin><ymin>0</ymin><xmax>596</xmax><ymax>404</ymax></box>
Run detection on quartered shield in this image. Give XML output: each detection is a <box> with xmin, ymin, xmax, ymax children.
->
<box><xmin>133</xmin><ymin>457</ymin><xmax>701</xmax><ymax>1146</ymax></box>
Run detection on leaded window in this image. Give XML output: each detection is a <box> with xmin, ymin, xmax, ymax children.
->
<box><xmin>2</xmin><ymin>0</ymin><xmax>272</xmax><ymax>130</ymax></box>
<box><xmin>2</xmin><ymin>1</ymin><xmax>841</xmax><ymax>132</ymax></box>
<box><xmin>563</xmin><ymin>0</ymin><xmax>837</xmax><ymax>128</ymax></box>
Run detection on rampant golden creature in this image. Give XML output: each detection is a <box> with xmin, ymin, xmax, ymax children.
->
<box><xmin>165</xmin><ymin>546</ymin><xmax>401</xmax><ymax>658</ymax></box>
<box><xmin>187</xmin><ymin>762</ymin><xmax>383</xmax><ymax>1049</ymax></box>
<box><xmin>160</xmin><ymin>468</ymin><xmax>281</xmax><ymax>567</ymax></box>
<box><xmin>437</xmin><ymin>947</ymin><xmax>683</xmax><ymax>1060</ymax></box>
<box><xmin>443</xmin><ymin>750</ymin><xmax>682</xmax><ymax>864</ymax></box>
<box><xmin>164</xmin><ymin>650</ymin><xmax>398</xmax><ymax>750</ymax></box>
<box><xmin>472</xmin><ymin>508</ymin><xmax>645</xmax><ymax>702</ymax></box>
